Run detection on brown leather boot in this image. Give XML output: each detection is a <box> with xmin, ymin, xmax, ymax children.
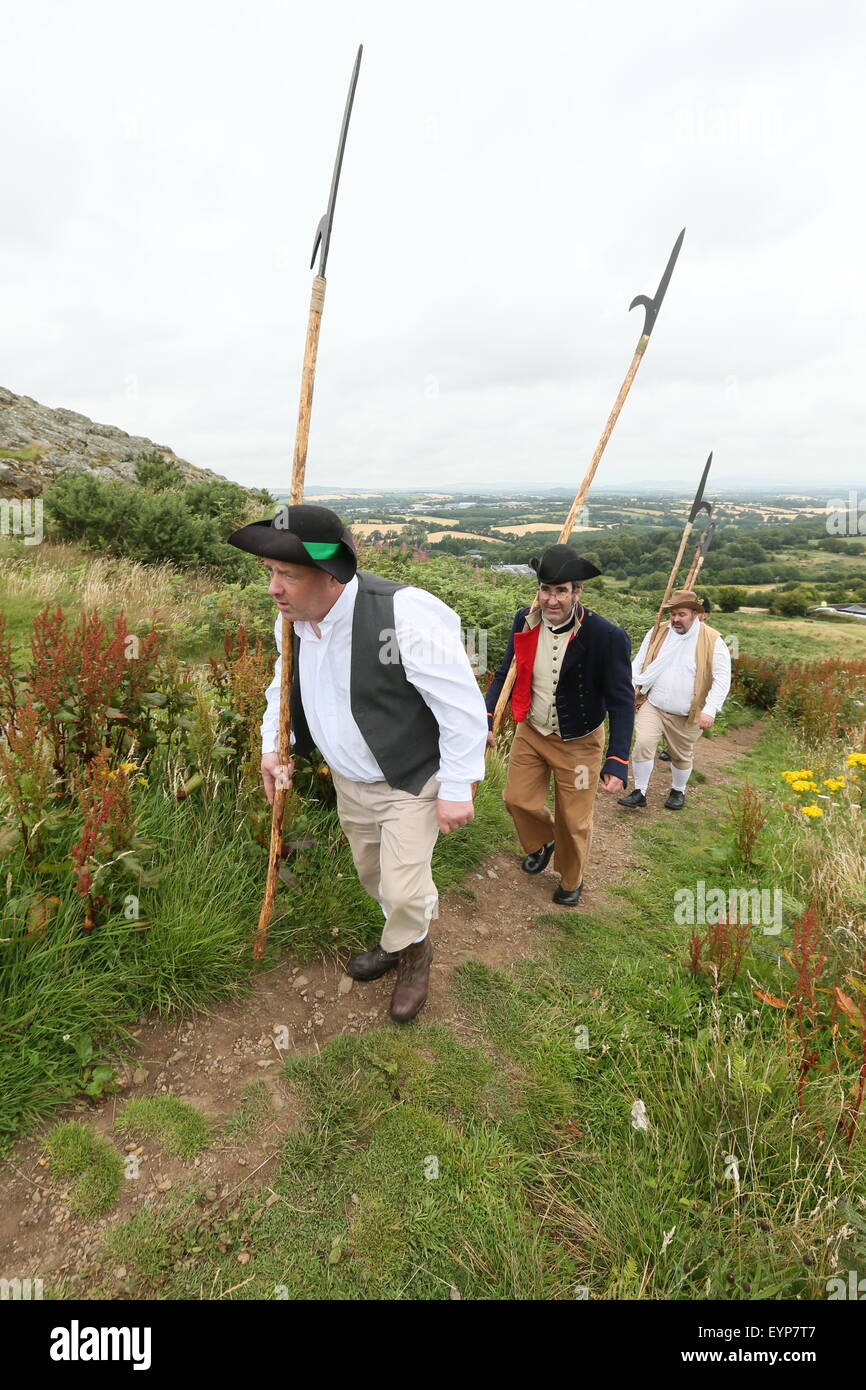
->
<box><xmin>389</xmin><ymin>935</ymin><xmax>432</xmax><ymax>1023</ymax></box>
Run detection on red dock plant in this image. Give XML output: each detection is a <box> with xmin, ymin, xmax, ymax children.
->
<box><xmin>833</xmin><ymin>960</ymin><xmax>866</xmax><ymax>1148</ymax></box>
<box><xmin>754</xmin><ymin>902</ymin><xmax>828</xmax><ymax>1117</ymax></box>
<box><xmin>27</xmin><ymin>604</ymin><xmax>162</xmax><ymax>778</ymax></box>
<box><xmin>726</xmin><ymin>779</ymin><xmax>768</xmax><ymax>866</ymax></box>
<box><xmin>785</xmin><ymin>904</ymin><xmax>827</xmax><ymax>1113</ymax></box>
<box><xmin>0</xmin><ymin>694</ymin><xmax>57</xmax><ymax>857</ymax></box>
<box><xmin>69</xmin><ymin>747</ymin><xmax>135</xmax><ymax>931</ymax></box>
<box><xmin>685</xmin><ymin>913</ymin><xmax>752</xmax><ymax>993</ymax></box>
<box><xmin>206</xmin><ymin>624</ymin><xmax>273</xmax><ymax>783</ymax></box>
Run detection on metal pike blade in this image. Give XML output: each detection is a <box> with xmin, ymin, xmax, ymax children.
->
<box><xmin>629</xmin><ymin>227</ymin><xmax>686</xmax><ymax>338</ymax></box>
<box><xmin>688</xmin><ymin>451</ymin><xmax>713</xmax><ymax>523</ymax></box>
<box><xmin>310</xmin><ymin>44</ymin><xmax>363</xmax><ymax>277</ymax></box>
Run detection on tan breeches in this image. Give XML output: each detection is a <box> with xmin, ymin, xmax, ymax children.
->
<box><xmin>502</xmin><ymin>720</ymin><xmax>605</xmax><ymax>892</ymax></box>
<box><xmin>330</xmin><ymin>770</ymin><xmax>440</xmax><ymax>953</ymax></box>
<box><xmin>633</xmin><ymin>701</ymin><xmax>702</xmax><ymax>769</ymax></box>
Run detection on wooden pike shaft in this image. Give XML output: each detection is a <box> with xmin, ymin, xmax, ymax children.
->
<box><xmin>683</xmin><ymin>538</ymin><xmax>704</xmax><ymax>593</ymax></box>
<box><xmin>253</xmin><ymin>276</ymin><xmax>326</xmax><ymax>962</ymax></box>
<box><xmin>645</xmin><ymin>516</ymin><xmax>695</xmax><ymax>651</ymax></box>
<box><xmin>491</xmin><ymin>332</ymin><xmax>650</xmax><ymax>734</ymax></box>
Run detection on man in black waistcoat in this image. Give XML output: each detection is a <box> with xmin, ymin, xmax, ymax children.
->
<box><xmin>228</xmin><ymin>504</ymin><xmax>489</xmax><ymax>1022</ymax></box>
<box><xmin>485</xmin><ymin>544</ymin><xmax>634</xmax><ymax>906</ymax></box>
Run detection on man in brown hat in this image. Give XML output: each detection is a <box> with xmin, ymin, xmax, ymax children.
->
<box><xmin>485</xmin><ymin>544</ymin><xmax>634</xmax><ymax>906</ymax></box>
<box><xmin>658</xmin><ymin>597</ymin><xmax>712</xmax><ymax>764</ymax></box>
<box><xmin>619</xmin><ymin>590</ymin><xmax>731</xmax><ymax>811</ymax></box>
<box><xmin>228</xmin><ymin>503</ymin><xmax>489</xmax><ymax>1021</ymax></box>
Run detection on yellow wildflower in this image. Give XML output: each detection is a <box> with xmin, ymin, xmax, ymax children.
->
<box><xmin>801</xmin><ymin>805</ymin><xmax>823</xmax><ymax>818</ymax></box>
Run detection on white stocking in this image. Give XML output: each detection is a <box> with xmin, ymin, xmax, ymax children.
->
<box><xmin>631</xmin><ymin>759</ymin><xmax>654</xmax><ymax>794</ymax></box>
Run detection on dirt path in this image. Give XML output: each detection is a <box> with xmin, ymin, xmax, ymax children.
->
<box><xmin>0</xmin><ymin>717</ymin><xmax>765</xmax><ymax>1291</ymax></box>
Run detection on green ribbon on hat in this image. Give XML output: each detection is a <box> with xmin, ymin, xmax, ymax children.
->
<box><xmin>301</xmin><ymin>540</ymin><xmax>342</xmax><ymax>559</ymax></box>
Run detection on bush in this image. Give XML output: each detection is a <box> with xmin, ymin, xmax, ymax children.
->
<box><xmin>43</xmin><ymin>472</ymin><xmax>132</xmax><ymax>549</ymax></box>
<box><xmin>771</xmin><ymin>585</ymin><xmax>818</xmax><ymax>617</ymax></box>
<box><xmin>716</xmin><ymin>586</ymin><xmax>744</xmax><ymax>613</ymax></box>
<box><xmin>128</xmin><ymin>490</ymin><xmax>223</xmax><ymax>566</ymax></box>
<box><xmin>134</xmin><ymin>451</ymin><xmax>184</xmax><ymax>492</ymax></box>
<box><xmin>184</xmin><ymin>479</ymin><xmax>256</xmax><ymax>536</ymax></box>
<box><xmin>44</xmin><ymin>471</ymin><xmax>257</xmax><ymax>573</ymax></box>
<box><xmin>776</xmin><ymin>658</ymin><xmax>866</xmax><ymax>741</ymax></box>
<box><xmin>732</xmin><ymin>654</ymin><xmax>786</xmax><ymax>709</ymax></box>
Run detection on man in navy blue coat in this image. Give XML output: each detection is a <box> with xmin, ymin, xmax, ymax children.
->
<box><xmin>485</xmin><ymin>545</ymin><xmax>634</xmax><ymax>905</ymax></box>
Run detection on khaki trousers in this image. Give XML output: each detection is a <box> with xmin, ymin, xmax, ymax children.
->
<box><xmin>633</xmin><ymin>701</ymin><xmax>701</xmax><ymax>769</ymax></box>
<box><xmin>503</xmin><ymin>720</ymin><xmax>606</xmax><ymax>892</ymax></box>
<box><xmin>330</xmin><ymin>770</ymin><xmax>440</xmax><ymax>954</ymax></box>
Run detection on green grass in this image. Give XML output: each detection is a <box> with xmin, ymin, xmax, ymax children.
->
<box><xmin>0</xmin><ymin>756</ymin><xmax>511</xmax><ymax>1155</ymax></box>
<box><xmin>719</xmin><ymin>609</ymin><xmax>866</xmax><ymax>660</ymax></box>
<box><xmin>44</xmin><ymin>1120</ymin><xmax>123</xmax><ymax>1219</ymax></box>
<box><xmin>0</xmin><ymin>589</ymin><xmax>76</xmax><ymax>659</ymax></box>
<box><xmin>6</xmin><ymin>538</ymin><xmax>866</xmax><ymax>1299</ymax></box>
<box><xmin>115</xmin><ymin>1097</ymin><xmax>212</xmax><ymax>1156</ymax></box>
<box><xmin>224</xmin><ymin>1081</ymin><xmax>273</xmax><ymax>1137</ymax></box>
<box><xmin>0</xmin><ymin>446</ymin><xmax>44</xmax><ymax>461</ymax></box>
<box><xmin>98</xmin><ymin>1024</ymin><xmax>575</xmax><ymax>1300</ymax></box>
<box><xmin>71</xmin><ymin>719</ymin><xmax>866</xmax><ymax>1301</ymax></box>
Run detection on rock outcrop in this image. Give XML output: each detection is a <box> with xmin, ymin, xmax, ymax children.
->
<box><xmin>0</xmin><ymin>386</ymin><xmax>232</xmax><ymax>498</ymax></box>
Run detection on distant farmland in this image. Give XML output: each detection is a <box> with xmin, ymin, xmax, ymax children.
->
<box><xmin>491</xmin><ymin>522</ymin><xmax>602</xmax><ymax>536</ymax></box>
<box><xmin>426</xmin><ymin>530</ymin><xmax>507</xmax><ymax>544</ymax></box>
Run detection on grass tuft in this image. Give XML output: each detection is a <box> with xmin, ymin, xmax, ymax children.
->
<box><xmin>44</xmin><ymin>1120</ymin><xmax>123</xmax><ymax>1219</ymax></box>
<box><xmin>115</xmin><ymin>1096</ymin><xmax>212</xmax><ymax>1156</ymax></box>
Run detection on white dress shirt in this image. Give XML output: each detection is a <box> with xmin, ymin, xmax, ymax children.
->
<box><xmin>632</xmin><ymin>621</ymin><xmax>731</xmax><ymax>718</ymax></box>
<box><xmin>260</xmin><ymin>575</ymin><xmax>488</xmax><ymax>802</ymax></box>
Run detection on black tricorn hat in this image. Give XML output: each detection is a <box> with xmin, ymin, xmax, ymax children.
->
<box><xmin>227</xmin><ymin>503</ymin><xmax>357</xmax><ymax>583</ymax></box>
<box><xmin>530</xmin><ymin>544</ymin><xmax>600</xmax><ymax>585</ymax></box>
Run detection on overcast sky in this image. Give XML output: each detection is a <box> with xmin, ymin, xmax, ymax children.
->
<box><xmin>3</xmin><ymin>0</ymin><xmax>865</xmax><ymax>495</ymax></box>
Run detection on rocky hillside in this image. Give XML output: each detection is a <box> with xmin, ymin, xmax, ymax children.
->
<box><xmin>0</xmin><ymin>386</ymin><xmax>232</xmax><ymax>498</ymax></box>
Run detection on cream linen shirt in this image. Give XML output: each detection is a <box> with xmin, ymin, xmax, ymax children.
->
<box><xmin>527</xmin><ymin>608</ymin><xmax>576</xmax><ymax>738</ymax></box>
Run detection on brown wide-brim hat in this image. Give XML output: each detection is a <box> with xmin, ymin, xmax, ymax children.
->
<box><xmin>228</xmin><ymin>503</ymin><xmax>357</xmax><ymax>583</ymax></box>
<box><xmin>664</xmin><ymin>588</ymin><xmax>704</xmax><ymax>613</ymax></box>
<box><xmin>530</xmin><ymin>544</ymin><xmax>600</xmax><ymax>584</ymax></box>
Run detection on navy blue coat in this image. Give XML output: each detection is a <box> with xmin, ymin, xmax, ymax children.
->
<box><xmin>485</xmin><ymin>602</ymin><xmax>634</xmax><ymax>782</ymax></box>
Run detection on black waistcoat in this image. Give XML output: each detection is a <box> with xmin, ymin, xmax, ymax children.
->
<box><xmin>290</xmin><ymin>571</ymin><xmax>441</xmax><ymax>795</ymax></box>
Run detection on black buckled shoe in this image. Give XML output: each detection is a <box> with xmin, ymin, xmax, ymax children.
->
<box><xmin>553</xmin><ymin>882</ymin><xmax>583</xmax><ymax>907</ymax></box>
<box><xmin>617</xmin><ymin>789</ymin><xmax>647</xmax><ymax>808</ymax></box>
<box><xmin>345</xmin><ymin>943</ymin><xmax>400</xmax><ymax>981</ymax></box>
<box><xmin>522</xmin><ymin>840</ymin><xmax>554</xmax><ymax>874</ymax></box>
<box><xmin>664</xmin><ymin>790</ymin><xmax>686</xmax><ymax>810</ymax></box>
